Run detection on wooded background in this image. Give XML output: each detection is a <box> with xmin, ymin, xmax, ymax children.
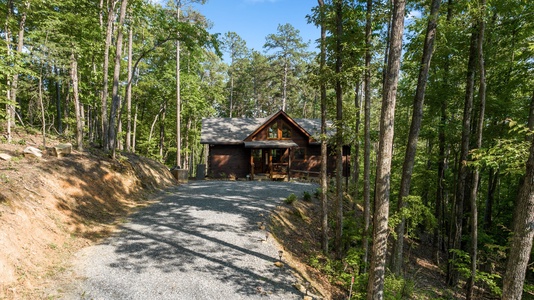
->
<box><xmin>1</xmin><ymin>0</ymin><xmax>533</xmax><ymax>298</ymax></box>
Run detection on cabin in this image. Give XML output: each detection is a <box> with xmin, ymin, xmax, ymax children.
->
<box><xmin>200</xmin><ymin>110</ymin><xmax>349</xmax><ymax>180</ymax></box>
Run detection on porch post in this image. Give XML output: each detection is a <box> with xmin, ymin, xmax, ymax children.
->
<box><xmin>287</xmin><ymin>148</ymin><xmax>291</xmax><ymax>181</ymax></box>
<box><xmin>269</xmin><ymin>150</ymin><xmax>273</xmax><ymax>180</ymax></box>
<box><xmin>250</xmin><ymin>152</ymin><xmax>254</xmax><ymax>180</ymax></box>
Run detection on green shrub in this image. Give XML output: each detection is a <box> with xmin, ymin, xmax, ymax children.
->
<box><xmin>314</xmin><ymin>188</ymin><xmax>322</xmax><ymax>198</ymax></box>
<box><xmin>284</xmin><ymin>193</ymin><xmax>297</xmax><ymax>205</ymax></box>
<box><xmin>303</xmin><ymin>191</ymin><xmax>312</xmax><ymax>202</ymax></box>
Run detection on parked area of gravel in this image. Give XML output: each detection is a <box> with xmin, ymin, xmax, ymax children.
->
<box><xmin>60</xmin><ymin>180</ymin><xmax>318</xmax><ymax>299</ymax></box>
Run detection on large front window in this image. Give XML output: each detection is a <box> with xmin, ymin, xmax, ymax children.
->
<box><xmin>268</xmin><ymin>121</ymin><xmax>292</xmax><ymax>139</ymax></box>
<box><xmin>269</xmin><ymin>123</ymin><xmax>278</xmax><ymax>139</ymax></box>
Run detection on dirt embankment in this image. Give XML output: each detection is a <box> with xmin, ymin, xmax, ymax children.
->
<box><xmin>0</xmin><ymin>140</ymin><xmax>176</xmax><ymax>299</ymax></box>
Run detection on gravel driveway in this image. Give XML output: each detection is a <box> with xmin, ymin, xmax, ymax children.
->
<box><xmin>61</xmin><ymin>180</ymin><xmax>317</xmax><ymax>300</ymax></box>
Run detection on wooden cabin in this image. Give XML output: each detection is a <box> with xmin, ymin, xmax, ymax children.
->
<box><xmin>200</xmin><ymin>110</ymin><xmax>349</xmax><ymax>181</ymax></box>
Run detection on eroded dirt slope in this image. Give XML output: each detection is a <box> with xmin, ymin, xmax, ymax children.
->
<box><xmin>0</xmin><ymin>135</ymin><xmax>176</xmax><ymax>299</ymax></box>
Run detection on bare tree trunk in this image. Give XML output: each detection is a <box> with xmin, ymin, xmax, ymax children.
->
<box><xmin>102</xmin><ymin>0</ymin><xmax>117</xmax><ymax>150</ymax></box>
<box><xmin>317</xmin><ymin>0</ymin><xmax>328</xmax><ymax>256</ymax></box>
<box><xmin>71</xmin><ymin>52</ymin><xmax>83</xmax><ymax>151</ymax></box>
<box><xmin>10</xmin><ymin>1</ymin><xmax>29</xmax><ymax>120</ymax></box>
<box><xmin>334</xmin><ymin>0</ymin><xmax>344</xmax><ymax>258</ymax></box>
<box><xmin>502</xmin><ymin>137</ymin><xmax>534</xmax><ymax>299</ymax></box>
<box><xmin>466</xmin><ymin>2</ymin><xmax>486</xmax><ymax>297</ymax></box>
<box><xmin>159</xmin><ymin>102</ymin><xmax>166</xmax><ymax>159</ymax></box>
<box><xmin>447</xmin><ymin>25</ymin><xmax>478</xmax><ymax>287</ymax></box>
<box><xmin>361</xmin><ymin>0</ymin><xmax>372</xmax><ymax>273</ymax></box>
<box><xmin>132</xmin><ymin>103</ymin><xmax>138</xmax><ymax>153</ymax></box>
<box><xmin>148</xmin><ymin>106</ymin><xmax>164</xmax><ymax>155</ymax></box>
<box><xmin>176</xmin><ymin>1</ymin><xmax>182</xmax><ymax>168</ymax></box>
<box><xmin>528</xmin><ymin>89</ymin><xmax>534</xmax><ymax>137</ymax></box>
<box><xmin>435</xmin><ymin>0</ymin><xmax>454</xmax><ymax>262</ymax></box>
<box><xmin>367</xmin><ymin>0</ymin><xmax>406</xmax><ymax>298</ymax></box>
<box><xmin>109</xmin><ymin>0</ymin><xmax>128</xmax><ymax>158</ymax></box>
<box><xmin>4</xmin><ymin>0</ymin><xmax>13</xmax><ymax>143</ymax></box>
<box><xmin>126</xmin><ymin>24</ymin><xmax>133</xmax><ymax>152</ymax></box>
<box><xmin>38</xmin><ymin>77</ymin><xmax>46</xmax><ymax>148</ymax></box>
<box><xmin>282</xmin><ymin>61</ymin><xmax>288</xmax><ymax>112</ymax></box>
<box><xmin>391</xmin><ymin>0</ymin><xmax>441</xmax><ymax>275</ymax></box>
<box><xmin>353</xmin><ymin>82</ymin><xmax>362</xmax><ymax>209</ymax></box>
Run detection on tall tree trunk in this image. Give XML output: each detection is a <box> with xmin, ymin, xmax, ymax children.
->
<box><xmin>435</xmin><ymin>0</ymin><xmax>454</xmax><ymax>262</ymax></box>
<box><xmin>38</xmin><ymin>77</ymin><xmax>46</xmax><ymax>148</ymax></box>
<box><xmin>502</xmin><ymin>138</ymin><xmax>534</xmax><ymax>299</ymax></box>
<box><xmin>391</xmin><ymin>0</ymin><xmax>441</xmax><ymax>275</ymax></box>
<box><xmin>282</xmin><ymin>60</ymin><xmax>288</xmax><ymax>112</ymax></box>
<box><xmin>362</xmin><ymin>0</ymin><xmax>372</xmax><ymax>273</ymax></box>
<box><xmin>126</xmin><ymin>24</ymin><xmax>133</xmax><ymax>152</ymax></box>
<box><xmin>334</xmin><ymin>0</ymin><xmax>344</xmax><ymax>258</ymax></box>
<box><xmin>55</xmin><ymin>68</ymin><xmax>63</xmax><ymax>134</ymax></box>
<box><xmin>71</xmin><ymin>52</ymin><xmax>83</xmax><ymax>151</ymax></box>
<box><xmin>528</xmin><ymin>89</ymin><xmax>534</xmax><ymax>138</ymax></box>
<box><xmin>353</xmin><ymin>82</ymin><xmax>362</xmax><ymax>209</ymax></box>
<box><xmin>109</xmin><ymin>0</ymin><xmax>128</xmax><ymax>158</ymax></box>
<box><xmin>11</xmin><ymin>1</ymin><xmax>29</xmax><ymax>120</ymax></box>
<box><xmin>447</xmin><ymin>25</ymin><xmax>478</xmax><ymax>287</ymax></box>
<box><xmin>466</xmin><ymin>2</ymin><xmax>486</xmax><ymax>298</ymax></box>
<box><xmin>4</xmin><ymin>0</ymin><xmax>13</xmax><ymax>143</ymax></box>
<box><xmin>317</xmin><ymin>0</ymin><xmax>328</xmax><ymax>255</ymax></box>
<box><xmin>176</xmin><ymin>1</ymin><xmax>182</xmax><ymax>168</ymax></box>
<box><xmin>102</xmin><ymin>0</ymin><xmax>117</xmax><ymax>150</ymax></box>
<box><xmin>367</xmin><ymin>0</ymin><xmax>406</xmax><ymax>298</ymax></box>
<box><xmin>483</xmin><ymin>169</ymin><xmax>497</xmax><ymax>230</ymax></box>
<box><xmin>159</xmin><ymin>102</ymin><xmax>166</xmax><ymax>159</ymax></box>
<box><xmin>133</xmin><ymin>103</ymin><xmax>138</xmax><ymax>153</ymax></box>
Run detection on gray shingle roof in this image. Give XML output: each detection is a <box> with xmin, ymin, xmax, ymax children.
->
<box><xmin>200</xmin><ymin>116</ymin><xmax>326</xmax><ymax>145</ymax></box>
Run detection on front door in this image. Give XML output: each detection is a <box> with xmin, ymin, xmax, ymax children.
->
<box><xmin>252</xmin><ymin>149</ymin><xmax>267</xmax><ymax>174</ymax></box>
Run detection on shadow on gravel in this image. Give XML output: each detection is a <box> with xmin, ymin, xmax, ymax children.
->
<box><xmin>107</xmin><ymin>181</ymin><xmax>316</xmax><ymax>298</ymax></box>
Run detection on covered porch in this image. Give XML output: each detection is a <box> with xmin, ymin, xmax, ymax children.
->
<box><xmin>245</xmin><ymin>141</ymin><xmax>296</xmax><ymax>181</ymax></box>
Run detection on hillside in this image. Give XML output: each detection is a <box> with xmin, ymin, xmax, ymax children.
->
<box><xmin>0</xmin><ymin>130</ymin><xmax>176</xmax><ymax>299</ymax></box>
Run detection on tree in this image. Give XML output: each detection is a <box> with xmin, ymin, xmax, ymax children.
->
<box><xmin>109</xmin><ymin>0</ymin><xmax>129</xmax><ymax>156</ymax></box>
<box><xmin>317</xmin><ymin>0</ymin><xmax>329</xmax><ymax>255</ymax></box>
<box><xmin>502</xmin><ymin>136</ymin><xmax>534</xmax><ymax>299</ymax></box>
<box><xmin>333</xmin><ymin>0</ymin><xmax>344</xmax><ymax>257</ymax></box>
<box><xmin>367</xmin><ymin>0</ymin><xmax>406</xmax><ymax>297</ymax></box>
<box><xmin>221</xmin><ymin>32</ymin><xmax>248</xmax><ymax>117</ymax></box>
<box><xmin>391</xmin><ymin>0</ymin><xmax>441</xmax><ymax>275</ymax></box>
<box><xmin>101</xmin><ymin>0</ymin><xmax>117</xmax><ymax>150</ymax></box>
<box><xmin>447</xmin><ymin>23</ymin><xmax>478</xmax><ymax>287</ymax></box>
<box><xmin>264</xmin><ymin>23</ymin><xmax>309</xmax><ymax>113</ymax></box>
<box><xmin>361</xmin><ymin>0</ymin><xmax>372</xmax><ymax>273</ymax></box>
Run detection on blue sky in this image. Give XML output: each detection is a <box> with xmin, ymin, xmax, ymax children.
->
<box><xmin>190</xmin><ymin>0</ymin><xmax>320</xmax><ymax>55</ymax></box>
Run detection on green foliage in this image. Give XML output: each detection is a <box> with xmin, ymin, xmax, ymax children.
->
<box><xmin>448</xmin><ymin>249</ymin><xmax>502</xmax><ymax>296</ymax></box>
<box><xmin>284</xmin><ymin>193</ymin><xmax>297</xmax><ymax>205</ymax></box>
<box><xmin>302</xmin><ymin>191</ymin><xmax>312</xmax><ymax>202</ymax></box>
<box><xmin>470</xmin><ymin>120</ymin><xmax>531</xmax><ymax>176</ymax></box>
<box><xmin>384</xmin><ymin>274</ymin><xmax>415</xmax><ymax>300</ymax></box>
<box><xmin>314</xmin><ymin>188</ymin><xmax>321</xmax><ymax>199</ymax></box>
<box><xmin>389</xmin><ymin>195</ymin><xmax>436</xmax><ymax>240</ymax></box>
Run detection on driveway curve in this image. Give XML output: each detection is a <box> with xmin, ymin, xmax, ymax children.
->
<box><xmin>61</xmin><ymin>180</ymin><xmax>317</xmax><ymax>300</ymax></box>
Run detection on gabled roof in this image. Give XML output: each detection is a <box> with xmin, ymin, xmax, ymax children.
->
<box><xmin>244</xmin><ymin>110</ymin><xmax>311</xmax><ymax>141</ymax></box>
<box><xmin>200</xmin><ymin>110</ymin><xmax>325</xmax><ymax>145</ymax></box>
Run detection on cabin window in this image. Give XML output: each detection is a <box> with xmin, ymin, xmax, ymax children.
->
<box><xmin>281</xmin><ymin>124</ymin><xmax>291</xmax><ymax>139</ymax></box>
<box><xmin>294</xmin><ymin>148</ymin><xmax>306</xmax><ymax>161</ymax></box>
<box><xmin>269</xmin><ymin>123</ymin><xmax>278</xmax><ymax>139</ymax></box>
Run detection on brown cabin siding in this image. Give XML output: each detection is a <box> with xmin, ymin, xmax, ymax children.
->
<box><xmin>208</xmin><ymin>145</ymin><xmax>250</xmax><ymax>179</ymax></box>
